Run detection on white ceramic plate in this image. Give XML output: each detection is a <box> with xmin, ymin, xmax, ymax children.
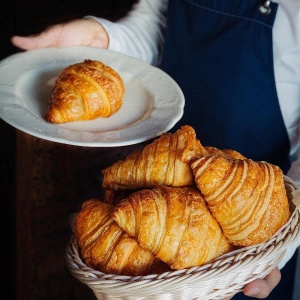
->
<box><xmin>0</xmin><ymin>47</ymin><xmax>184</xmax><ymax>147</ymax></box>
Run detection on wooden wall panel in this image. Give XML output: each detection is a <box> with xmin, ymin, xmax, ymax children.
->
<box><xmin>14</xmin><ymin>131</ymin><xmax>143</xmax><ymax>300</ymax></box>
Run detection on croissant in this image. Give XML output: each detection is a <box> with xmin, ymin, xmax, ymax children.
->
<box><xmin>102</xmin><ymin>125</ymin><xmax>207</xmax><ymax>190</ymax></box>
<box><xmin>191</xmin><ymin>156</ymin><xmax>291</xmax><ymax>247</ymax></box>
<box><xmin>74</xmin><ymin>199</ymin><xmax>167</xmax><ymax>276</ymax></box>
<box><xmin>46</xmin><ymin>59</ymin><xmax>124</xmax><ymax>123</ymax></box>
<box><xmin>112</xmin><ymin>186</ymin><xmax>233</xmax><ymax>270</ymax></box>
<box><xmin>205</xmin><ymin>146</ymin><xmax>246</xmax><ymax>160</ymax></box>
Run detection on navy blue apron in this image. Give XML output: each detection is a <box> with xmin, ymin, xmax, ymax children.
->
<box><xmin>161</xmin><ymin>0</ymin><xmax>291</xmax><ymax>174</ymax></box>
<box><xmin>161</xmin><ymin>1</ymin><xmax>295</xmax><ymax>299</ymax></box>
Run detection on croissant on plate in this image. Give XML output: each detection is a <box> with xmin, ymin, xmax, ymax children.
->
<box><xmin>191</xmin><ymin>156</ymin><xmax>291</xmax><ymax>247</ymax></box>
<box><xmin>102</xmin><ymin>125</ymin><xmax>208</xmax><ymax>190</ymax></box>
<box><xmin>46</xmin><ymin>59</ymin><xmax>124</xmax><ymax>123</ymax></box>
<box><xmin>74</xmin><ymin>199</ymin><xmax>168</xmax><ymax>276</ymax></box>
<box><xmin>112</xmin><ymin>185</ymin><xmax>234</xmax><ymax>270</ymax></box>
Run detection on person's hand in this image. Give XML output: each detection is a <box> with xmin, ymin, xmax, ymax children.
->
<box><xmin>222</xmin><ymin>268</ymin><xmax>281</xmax><ymax>300</ymax></box>
<box><xmin>11</xmin><ymin>18</ymin><xmax>109</xmax><ymax>50</ymax></box>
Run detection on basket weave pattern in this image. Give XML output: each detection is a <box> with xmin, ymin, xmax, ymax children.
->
<box><xmin>66</xmin><ymin>176</ymin><xmax>300</xmax><ymax>300</ymax></box>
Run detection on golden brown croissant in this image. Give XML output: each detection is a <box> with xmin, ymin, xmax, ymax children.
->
<box><xmin>74</xmin><ymin>199</ymin><xmax>167</xmax><ymax>276</ymax></box>
<box><xmin>205</xmin><ymin>146</ymin><xmax>246</xmax><ymax>160</ymax></box>
<box><xmin>112</xmin><ymin>186</ymin><xmax>233</xmax><ymax>270</ymax></box>
<box><xmin>191</xmin><ymin>156</ymin><xmax>291</xmax><ymax>247</ymax></box>
<box><xmin>46</xmin><ymin>59</ymin><xmax>124</xmax><ymax>123</ymax></box>
<box><xmin>102</xmin><ymin>125</ymin><xmax>207</xmax><ymax>190</ymax></box>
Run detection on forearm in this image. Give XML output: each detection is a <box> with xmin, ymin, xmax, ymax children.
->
<box><xmin>85</xmin><ymin>0</ymin><xmax>168</xmax><ymax>65</ymax></box>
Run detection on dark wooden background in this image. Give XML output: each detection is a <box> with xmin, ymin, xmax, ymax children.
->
<box><xmin>0</xmin><ymin>1</ymin><xmax>140</xmax><ymax>299</ymax></box>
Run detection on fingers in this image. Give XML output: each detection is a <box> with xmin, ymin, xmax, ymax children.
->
<box><xmin>10</xmin><ymin>23</ymin><xmax>63</xmax><ymax>50</ymax></box>
<box><xmin>11</xmin><ymin>19</ymin><xmax>109</xmax><ymax>51</ymax></box>
<box><xmin>243</xmin><ymin>268</ymin><xmax>281</xmax><ymax>298</ymax></box>
<box><xmin>11</xmin><ymin>35</ymin><xmax>42</xmax><ymax>50</ymax></box>
<box><xmin>222</xmin><ymin>268</ymin><xmax>281</xmax><ymax>300</ymax></box>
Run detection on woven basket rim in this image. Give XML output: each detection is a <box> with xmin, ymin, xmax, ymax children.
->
<box><xmin>65</xmin><ymin>175</ymin><xmax>300</xmax><ymax>299</ymax></box>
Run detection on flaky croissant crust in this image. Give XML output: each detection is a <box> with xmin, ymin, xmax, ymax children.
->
<box><xmin>112</xmin><ymin>186</ymin><xmax>233</xmax><ymax>270</ymax></box>
<box><xmin>191</xmin><ymin>156</ymin><xmax>291</xmax><ymax>246</ymax></box>
<box><xmin>46</xmin><ymin>59</ymin><xmax>124</xmax><ymax>123</ymax></box>
<box><xmin>74</xmin><ymin>199</ymin><xmax>168</xmax><ymax>276</ymax></box>
<box><xmin>102</xmin><ymin>125</ymin><xmax>207</xmax><ymax>190</ymax></box>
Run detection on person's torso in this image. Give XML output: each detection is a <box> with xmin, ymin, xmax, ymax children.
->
<box><xmin>161</xmin><ymin>0</ymin><xmax>291</xmax><ymax>172</ymax></box>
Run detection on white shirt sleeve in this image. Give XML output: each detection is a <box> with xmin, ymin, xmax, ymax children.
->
<box><xmin>86</xmin><ymin>0</ymin><xmax>168</xmax><ymax>66</ymax></box>
<box><xmin>274</xmin><ymin>0</ymin><xmax>300</xmax><ymax>188</ymax></box>
<box><xmin>275</xmin><ymin>0</ymin><xmax>300</xmax><ymax>270</ymax></box>
<box><xmin>274</xmin><ymin>0</ymin><xmax>300</xmax><ymax>266</ymax></box>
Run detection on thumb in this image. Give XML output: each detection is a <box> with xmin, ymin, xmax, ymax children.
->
<box><xmin>11</xmin><ymin>35</ymin><xmax>44</xmax><ymax>50</ymax></box>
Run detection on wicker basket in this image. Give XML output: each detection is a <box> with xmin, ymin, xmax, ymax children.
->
<box><xmin>66</xmin><ymin>176</ymin><xmax>300</xmax><ymax>300</ymax></box>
